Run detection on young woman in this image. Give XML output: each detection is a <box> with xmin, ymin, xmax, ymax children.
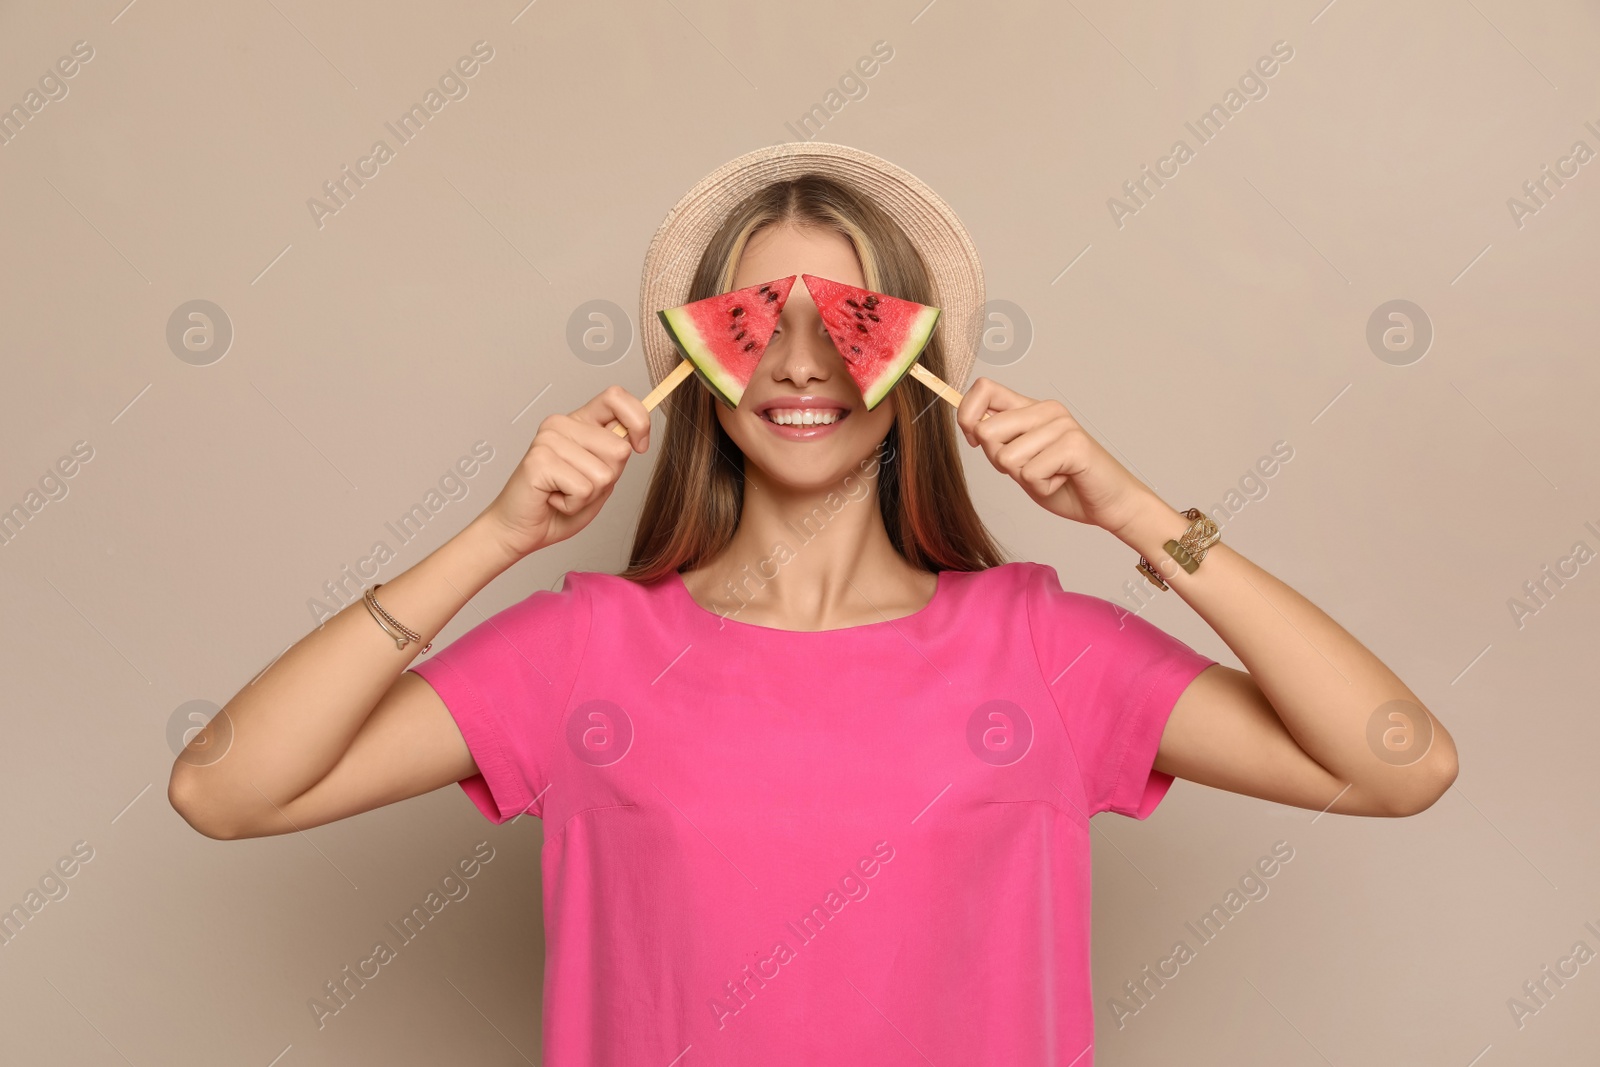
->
<box><xmin>169</xmin><ymin>150</ymin><xmax>1457</xmax><ymax>1065</ymax></box>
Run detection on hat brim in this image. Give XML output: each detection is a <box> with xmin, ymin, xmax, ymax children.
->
<box><xmin>637</xmin><ymin>141</ymin><xmax>984</xmax><ymax>398</ymax></box>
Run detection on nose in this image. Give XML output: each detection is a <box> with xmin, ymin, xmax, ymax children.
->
<box><xmin>766</xmin><ymin>298</ymin><xmax>836</xmax><ymax>388</ymax></box>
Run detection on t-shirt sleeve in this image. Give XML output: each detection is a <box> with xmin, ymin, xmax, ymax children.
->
<box><xmin>405</xmin><ymin>571</ymin><xmax>592</xmax><ymax>824</ymax></box>
<box><xmin>1024</xmin><ymin>562</ymin><xmax>1217</xmax><ymax>820</ymax></box>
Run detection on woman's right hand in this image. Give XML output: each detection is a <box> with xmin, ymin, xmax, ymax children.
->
<box><xmin>477</xmin><ymin>385</ymin><xmax>651</xmax><ymax>561</ymax></box>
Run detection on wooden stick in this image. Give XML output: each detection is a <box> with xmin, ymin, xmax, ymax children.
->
<box><xmin>608</xmin><ymin>358</ymin><xmax>694</xmax><ymax>437</ymax></box>
<box><xmin>909</xmin><ymin>362</ymin><xmax>991</xmax><ymax>420</ymax></box>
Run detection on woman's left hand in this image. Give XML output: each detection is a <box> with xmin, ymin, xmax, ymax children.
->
<box><xmin>955</xmin><ymin>377</ymin><xmax>1159</xmax><ymax>536</ymax></box>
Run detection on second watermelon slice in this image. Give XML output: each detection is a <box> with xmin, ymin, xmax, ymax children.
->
<box><xmin>801</xmin><ymin>275</ymin><xmax>940</xmax><ymax>410</ymax></box>
<box><xmin>657</xmin><ymin>276</ymin><xmax>797</xmax><ymax>408</ymax></box>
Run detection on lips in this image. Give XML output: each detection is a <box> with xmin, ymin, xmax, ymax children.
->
<box><xmin>753</xmin><ymin>395</ymin><xmax>851</xmax><ymax>438</ymax></box>
<box><xmin>754</xmin><ymin>395</ymin><xmax>849</xmax><ymax>421</ymax></box>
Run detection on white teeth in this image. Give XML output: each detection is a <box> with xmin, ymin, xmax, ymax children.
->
<box><xmin>766</xmin><ymin>408</ymin><xmax>842</xmax><ymax>426</ymax></box>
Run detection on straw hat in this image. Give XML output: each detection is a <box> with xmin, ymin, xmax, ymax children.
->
<box><xmin>637</xmin><ymin>141</ymin><xmax>985</xmax><ymax>395</ymax></box>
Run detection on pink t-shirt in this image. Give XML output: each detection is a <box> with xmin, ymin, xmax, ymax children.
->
<box><xmin>407</xmin><ymin>560</ymin><xmax>1215</xmax><ymax>1065</ymax></box>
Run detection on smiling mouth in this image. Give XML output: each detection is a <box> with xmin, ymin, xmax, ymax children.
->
<box><xmin>759</xmin><ymin>407</ymin><xmax>850</xmax><ymax>426</ymax></box>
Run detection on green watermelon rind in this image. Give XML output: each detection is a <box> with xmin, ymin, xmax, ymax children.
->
<box><xmin>862</xmin><ymin>305</ymin><xmax>941</xmax><ymax>409</ymax></box>
<box><xmin>658</xmin><ymin>306</ymin><xmax>742</xmax><ymax>408</ymax></box>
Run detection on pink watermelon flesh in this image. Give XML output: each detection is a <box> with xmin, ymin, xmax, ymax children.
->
<box><xmin>657</xmin><ymin>275</ymin><xmax>796</xmax><ymax>408</ymax></box>
<box><xmin>801</xmin><ymin>274</ymin><xmax>940</xmax><ymax>410</ymax></box>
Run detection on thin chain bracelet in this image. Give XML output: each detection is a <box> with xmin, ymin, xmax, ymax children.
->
<box><xmin>362</xmin><ymin>583</ymin><xmax>432</xmax><ymax>654</ymax></box>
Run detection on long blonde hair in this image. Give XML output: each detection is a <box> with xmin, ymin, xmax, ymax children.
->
<box><xmin>620</xmin><ymin>173</ymin><xmax>1005</xmax><ymax>581</ymax></box>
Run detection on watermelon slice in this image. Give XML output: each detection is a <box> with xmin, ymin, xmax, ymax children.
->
<box><xmin>657</xmin><ymin>276</ymin><xmax>797</xmax><ymax>408</ymax></box>
<box><xmin>801</xmin><ymin>275</ymin><xmax>940</xmax><ymax>410</ymax></box>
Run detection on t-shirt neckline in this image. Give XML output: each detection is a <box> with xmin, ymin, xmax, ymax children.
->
<box><xmin>668</xmin><ymin>567</ymin><xmax>950</xmax><ymax>635</ymax></box>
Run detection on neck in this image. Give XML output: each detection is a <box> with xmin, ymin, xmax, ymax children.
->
<box><xmin>694</xmin><ymin>446</ymin><xmax>924</xmax><ymax>627</ymax></box>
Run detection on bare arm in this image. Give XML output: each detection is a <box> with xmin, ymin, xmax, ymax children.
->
<box><xmin>958</xmin><ymin>376</ymin><xmax>1458</xmax><ymax>819</ymax></box>
<box><xmin>1116</xmin><ymin>501</ymin><xmax>1458</xmax><ymax>817</ymax></box>
<box><xmin>167</xmin><ymin>517</ymin><xmax>516</xmax><ymax>839</ymax></box>
<box><xmin>168</xmin><ymin>387</ymin><xmax>651</xmax><ymax>839</ymax></box>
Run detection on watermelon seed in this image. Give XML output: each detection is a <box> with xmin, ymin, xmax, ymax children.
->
<box><xmin>867</xmin><ymin>313</ymin><xmax>879</xmax><ymax>322</ymax></box>
<box><xmin>743</xmin><ymin>341</ymin><xmax>756</xmax><ymax>351</ymax></box>
<box><xmin>853</xmin><ymin>310</ymin><xmax>865</xmax><ymax>319</ymax></box>
<box><xmin>851</xmin><ymin>345</ymin><xmax>861</xmax><ymax>354</ymax></box>
<box><xmin>765</xmin><ymin>292</ymin><xmax>778</xmax><ymax>302</ymax></box>
<box><xmin>856</xmin><ymin>323</ymin><xmax>868</xmax><ymax>333</ymax></box>
<box><xmin>733</xmin><ymin>330</ymin><xmax>746</xmax><ymax>341</ymax></box>
<box><xmin>845</xmin><ymin>298</ymin><xmax>859</xmax><ymax>308</ymax></box>
<box><xmin>864</xmin><ymin>295</ymin><xmax>878</xmax><ymax>307</ymax></box>
<box><xmin>731</xmin><ymin>306</ymin><xmax>745</xmax><ymax>317</ymax></box>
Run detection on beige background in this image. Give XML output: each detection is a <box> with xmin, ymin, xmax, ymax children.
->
<box><xmin>2</xmin><ymin>0</ymin><xmax>1598</xmax><ymax>1063</ymax></box>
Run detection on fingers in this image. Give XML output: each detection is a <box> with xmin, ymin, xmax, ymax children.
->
<box><xmin>956</xmin><ymin>377</ymin><xmax>1051</xmax><ymax>447</ymax></box>
<box><xmin>521</xmin><ymin>385</ymin><xmax>649</xmax><ymax>521</ymax></box>
<box><xmin>991</xmin><ymin>417</ymin><xmax>1071</xmax><ymax>483</ymax></box>
<box><xmin>967</xmin><ymin>402</ymin><xmax>1078</xmax><ymax>467</ymax></box>
<box><xmin>953</xmin><ymin>379</ymin><xmax>988</xmax><ymax>442</ymax></box>
<box><xmin>574</xmin><ymin>385</ymin><xmax>652</xmax><ymax>453</ymax></box>
<box><xmin>526</xmin><ymin>441</ymin><xmax>596</xmax><ymax>512</ymax></box>
<box><xmin>1017</xmin><ymin>431</ymin><xmax>1091</xmax><ymax>497</ymax></box>
<box><xmin>557</xmin><ymin>413</ymin><xmax>636</xmax><ymax>476</ymax></box>
<box><xmin>541</xmin><ymin>429</ymin><xmax>619</xmax><ymax>491</ymax></box>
